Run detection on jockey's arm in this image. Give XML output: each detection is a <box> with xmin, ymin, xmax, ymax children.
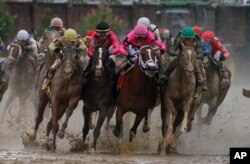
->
<box><xmin>167</xmin><ymin>37</ymin><xmax>180</xmax><ymax>56</ymax></box>
<box><xmin>216</xmin><ymin>40</ymin><xmax>229</xmax><ymax>60</ymax></box>
<box><xmin>195</xmin><ymin>41</ymin><xmax>204</xmax><ymax>60</ymax></box>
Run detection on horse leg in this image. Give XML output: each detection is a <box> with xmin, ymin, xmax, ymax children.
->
<box><xmin>90</xmin><ymin>109</ymin><xmax>107</xmax><ymax>153</ymax></box>
<box><xmin>0</xmin><ymin>91</ymin><xmax>16</xmax><ymax>122</ymax></box>
<box><xmin>142</xmin><ymin>108</ymin><xmax>152</xmax><ymax>133</ymax></box>
<box><xmin>158</xmin><ymin>88</ymin><xmax>168</xmax><ymax>155</ymax></box>
<box><xmin>165</xmin><ymin>99</ymin><xmax>176</xmax><ymax>145</ymax></box>
<box><xmin>82</xmin><ymin>106</ymin><xmax>90</xmax><ymax>143</ymax></box>
<box><xmin>29</xmin><ymin>90</ymin><xmax>49</xmax><ymax>141</ymax></box>
<box><xmin>113</xmin><ymin>107</ymin><xmax>126</xmax><ymax>138</ymax></box>
<box><xmin>58</xmin><ymin>97</ymin><xmax>80</xmax><ymax>139</ymax></box>
<box><xmin>129</xmin><ymin>110</ymin><xmax>147</xmax><ymax>142</ymax></box>
<box><xmin>204</xmin><ymin>97</ymin><xmax>217</xmax><ymax>125</ymax></box>
<box><xmin>105</xmin><ymin>106</ymin><xmax>115</xmax><ymax>131</ymax></box>
<box><xmin>180</xmin><ymin>96</ymin><xmax>193</xmax><ymax>133</ymax></box>
<box><xmin>50</xmin><ymin>101</ymin><xmax>65</xmax><ymax>150</ymax></box>
<box><xmin>15</xmin><ymin>96</ymin><xmax>29</xmax><ymax>123</ymax></box>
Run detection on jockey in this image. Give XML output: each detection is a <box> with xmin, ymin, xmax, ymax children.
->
<box><xmin>13</xmin><ymin>29</ymin><xmax>37</xmax><ymax>57</ymax></box>
<box><xmin>119</xmin><ymin>24</ymin><xmax>166</xmax><ymax>77</ymax></box>
<box><xmin>42</xmin><ymin>28</ymin><xmax>86</xmax><ymax>90</ymax></box>
<box><xmin>202</xmin><ymin>30</ymin><xmax>230</xmax><ymax>87</ymax></box>
<box><xmin>159</xmin><ymin>27</ymin><xmax>174</xmax><ymax>48</ymax></box>
<box><xmin>137</xmin><ymin>17</ymin><xmax>161</xmax><ymax>41</ymax></box>
<box><xmin>82</xmin><ymin>29</ymin><xmax>95</xmax><ymax>58</ymax></box>
<box><xmin>39</xmin><ymin>17</ymin><xmax>65</xmax><ymax>50</ymax></box>
<box><xmin>166</xmin><ymin>27</ymin><xmax>208</xmax><ymax>91</ymax></box>
<box><xmin>83</xmin><ymin>21</ymin><xmax>120</xmax><ymax>77</ymax></box>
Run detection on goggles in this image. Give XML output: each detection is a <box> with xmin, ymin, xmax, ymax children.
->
<box><xmin>135</xmin><ymin>35</ymin><xmax>146</xmax><ymax>40</ymax></box>
<box><xmin>96</xmin><ymin>32</ymin><xmax>109</xmax><ymax>37</ymax></box>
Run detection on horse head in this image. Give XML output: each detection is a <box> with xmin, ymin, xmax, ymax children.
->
<box><xmin>179</xmin><ymin>41</ymin><xmax>197</xmax><ymax>75</ymax></box>
<box><xmin>61</xmin><ymin>46</ymin><xmax>79</xmax><ymax>79</ymax></box>
<box><xmin>91</xmin><ymin>46</ymin><xmax>110</xmax><ymax>80</ymax></box>
<box><xmin>4</xmin><ymin>43</ymin><xmax>23</xmax><ymax>71</ymax></box>
<box><xmin>138</xmin><ymin>45</ymin><xmax>158</xmax><ymax>77</ymax></box>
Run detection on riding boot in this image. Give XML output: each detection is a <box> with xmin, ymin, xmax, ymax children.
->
<box><xmin>218</xmin><ymin>62</ymin><xmax>229</xmax><ymax>88</ymax></box>
<box><xmin>41</xmin><ymin>68</ymin><xmax>55</xmax><ymax>90</ymax></box>
<box><xmin>194</xmin><ymin>64</ymin><xmax>208</xmax><ymax>91</ymax></box>
<box><xmin>83</xmin><ymin>57</ymin><xmax>93</xmax><ymax>85</ymax></box>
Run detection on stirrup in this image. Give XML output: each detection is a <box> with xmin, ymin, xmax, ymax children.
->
<box><xmin>42</xmin><ymin>79</ymin><xmax>50</xmax><ymax>90</ymax></box>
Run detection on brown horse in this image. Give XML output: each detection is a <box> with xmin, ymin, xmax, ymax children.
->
<box><xmin>0</xmin><ymin>58</ymin><xmax>8</xmax><ymax>102</ymax></box>
<box><xmin>29</xmin><ymin>46</ymin><xmax>84</xmax><ymax>150</ymax></box>
<box><xmin>158</xmin><ymin>44</ymin><xmax>197</xmax><ymax>155</ymax></box>
<box><xmin>190</xmin><ymin>58</ymin><xmax>231</xmax><ymax>127</ymax></box>
<box><xmin>243</xmin><ymin>89</ymin><xmax>250</xmax><ymax>98</ymax></box>
<box><xmin>81</xmin><ymin>46</ymin><xmax>116</xmax><ymax>153</ymax></box>
<box><xmin>113</xmin><ymin>45</ymin><xmax>158</xmax><ymax>142</ymax></box>
<box><xmin>1</xmin><ymin>43</ymin><xmax>37</xmax><ymax>122</ymax></box>
<box><xmin>34</xmin><ymin>30</ymin><xmax>61</xmax><ymax>118</ymax></box>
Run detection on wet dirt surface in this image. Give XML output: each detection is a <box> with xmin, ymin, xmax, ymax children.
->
<box><xmin>0</xmin><ymin>55</ymin><xmax>248</xmax><ymax>164</ymax></box>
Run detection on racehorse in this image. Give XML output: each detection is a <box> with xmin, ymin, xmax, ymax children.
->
<box><xmin>34</xmin><ymin>30</ymin><xmax>61</xmax><ymax>117</ymax></box>
<box><xmin>81</xmin><ymin>46</ymin><xmax>116</xmax><ymax>153</ymax></box>
<box><xmin>158</xmin><ymin>43</ymin><xmax>197</xmax><ymax>155</ymax></box>
<box><xmin>29</xmin><ymin>46</ymin><xmax>84</xmax><ymax>150</ymax></box>
<box><xmin>194</xmin><ymin>58</ymin><xmax>231</xmax><ymax>126</ymax></box>
<box><xmin>113</xmin><ymin>45</ymin><xmax>158</xmax><ymax>143</ymax></box>
<box><xmin>0</xmin><ymin>58</ymin><xmax>8</xmax><ymax>102</ymax></box>
<box><xmin>1</xmin><ymin>43</ymin><xmax>37</xmax><ymax>122</ymax></box>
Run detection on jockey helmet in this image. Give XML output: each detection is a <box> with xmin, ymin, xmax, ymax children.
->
<box><xmin>137</xmin><ymin>17</ymin><xmax>151</xmax><ymax>28</ymax></box>
<box><xmin>160</xmin><ymin>28</ymin><xmax>172</xmax><ymax>39</ymax></box>
<box><xmin>134</xmin><ymin>24</ymin><xmax>148</xmax><ymax>37</ymax></box>
<box><xmin>50</xmin><ymin>17</ymin><xmax>63</xmax><ymax>28</ymax></box>
<box><xmin>17</xmin><ymin>29</ymin><xmax>29</xmax><ymax>41</ymax></box>
<box><xmin>63</xmin><ymin>28</ymin><xmax>78</xmax><ymax>41</ymax></box>
<box><xmin>181</xmin><ymin>27</ymin><xmax>195</xmax><ymax>39</ymax></box>
<box><xmin>202</xmin><ymin>30</ymin><xmax>215</xmax><ymax>42</ymax></box>
<box><xmin>192</xmin><ymin>25</ymin><xmax>202</xmax><ymax>38</ymax></box>
<box><xmin>95</xmin><ymin>21</ymin><xmax>110</xmax><ymax>33</ymax></box>
<box><xmin>86</xmin><ymin>29</ymin><xmax>95</xmax><ymax>38</ymax></box>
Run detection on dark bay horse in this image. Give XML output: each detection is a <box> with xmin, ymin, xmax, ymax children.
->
<box><xmin>82</xmin><ymin>46</ymin><xmax>116</xmax><ymax>153</ymax></box>
<box><xmin>0</xmin><ymin>58</ymin><xmax>8</xmax><ymax>102</ymax></box>
<box><xmin>158</xmin><ymin>44</ymin><xmax>197</xmax><ymax>155</ymax></box>
<box><xmin>113</xmin><ymin>45</ymin><xmax>158</xmax><ymax>143</ymax></box>
<box><xmin>194</xmin><ymin>58</ymin><xmax>231</xmax><ymax>126</ymax></box>
<box><xmin>29</xmin><ymin>46</ymin><xmax>84</xmax><ymax>150</ymax></box>
<box><xmin>1</xmin><ymin>43</ymin><xmax>37</xmax><ymax>122</ymax></box>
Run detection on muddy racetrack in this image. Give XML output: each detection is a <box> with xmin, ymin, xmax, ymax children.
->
<box><xmin>0</xmin><ymin>55</ymin><xmax>249</xmax><ymax>163</ymax></box>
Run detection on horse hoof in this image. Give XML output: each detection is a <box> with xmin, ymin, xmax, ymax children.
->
<box><xmin>157</xmin><ymin>143</ymin><xmax>165</xmax><ymax>155</ymax></box>
<box><xmin>203</xmin><ymin>118</ymin><xmax>211</xmax><ymax>125</ymax></box>
<box><xmin>166</xmin><ymin>134</ymin><xmax>174</xmax><ymax>144</ymax></box>
<box><xmin>28</xmin><ymin>134</ymin><xmax>36</xmax><ymax>142</ymax></box>
<box><xmin>180</xmin><ymin>126</ymin><xmax>187</xmax><ymax>133</ymax></box>
<box><xmin>57</xmin><ymin>131</ymin><xmax>64</xmax><ymax>139</ymax></box>
<box><xmin>129</xmin><ymin>131</ymin><xmax>136</xmax><ymax>142</ymax></box>
<box><xmin>142</xmin><ymin>125</ymin><xmax>150</xmax><ymax>133</ymax></box>
<box><xmin>113</xmin><ymin>129</ymin><xmax>120</xmax><ymax>138</ymax></box>
<box><xmin>89</xmin><ymin>148</ymin><xmax>96</xmax><ymax>154</ymax></box>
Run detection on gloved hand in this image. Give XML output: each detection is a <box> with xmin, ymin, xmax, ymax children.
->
<box><xmin>160</xmin><ymin>49</ymin><xmax>165</xmax><ymax>55</ymax></box>
<box><xmin>54</xmin><ymin>47</ymin><xmax>61</xmax><ymax>53</ymax></box>
<box><xmin>112</xmin><ymin>48</ymin><xmax>119</xmax><ymax>55</ymax></box>
<box><xmin>214</xmin><ymin>51</ymin><xmax>221</xmax><ymax>62</ymax></box>
<box><xmin>118</xmin><ymin>47</ymin><xmax>127</xmax><ymax>56</ymax></box>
